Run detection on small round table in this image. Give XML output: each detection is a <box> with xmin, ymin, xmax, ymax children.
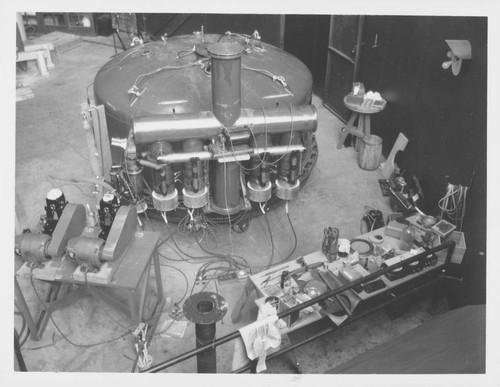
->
<box><xmin>337</xmin><ymin>94</ymin><xmax>386</xmax><ymax>150</ymax></box>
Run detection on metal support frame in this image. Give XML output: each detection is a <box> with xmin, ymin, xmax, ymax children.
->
<box><xmin>143</xmin><ymin>240</ymin><xmax>456</xmax><ymax>373</ymax></box>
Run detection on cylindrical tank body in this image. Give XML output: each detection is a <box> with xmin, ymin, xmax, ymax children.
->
<box><xmin>93</xmin><ymin>33</ymin><xmax>316</xmax><ymax>216</ymax></box>
<box><xmin>93</xmin><ymin>34</ymin><xmax>313</xmax><ymax>163</ymax></box>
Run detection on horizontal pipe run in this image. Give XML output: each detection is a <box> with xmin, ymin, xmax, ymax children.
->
<box><xmin>142</xmin><ymin>240</ymin><xmax>455</xmax><ymax>373</ymax></box>
<box><xmin>137</xmin><ymin>159</ymin><xmax>165</xmax><ymax>170</ymax></box>
<box><xmin>133</xmin><ymin>105</ymin><xmax>317</xmax><ymax>144</ymax></box>
<box><xmin>156</xmin><ymin>145</ymin><xmax>306</xmax><ymax>164</ymax></box>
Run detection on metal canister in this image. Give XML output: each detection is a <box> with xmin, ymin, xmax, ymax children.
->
<box><xmin>322</xmin><ymin>226</ymin><xmax>339</xmax><ymax>261</ymax></box>
<box><xmin>280</xmin><ymin>270</ymin><xmax>292</xmax><ymax>294</ymax></box>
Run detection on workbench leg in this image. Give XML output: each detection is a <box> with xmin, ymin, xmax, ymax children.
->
<box><xmin>128</xmin><ymin>292</ymin><xmax>139</xmax><ymax>326</ymax></box>
<box><xmin>153</xmin><ymin>247</ymin><xmax>164</xmax><ymax>306</ymax></box>
<box><xmin>138</xmin><ymin>268</ymin><xmax>150</xmax><ymax>322</ymax></box>
<box><xmin>364</xmin><ymin>114</ymin><xmax>371</xmax><ymax>137</ymax></box>
<box><xmin>145</xmin><ymin>248</ymin><xmax>166</xmax><ymax>338</ymax></box>
<box><xmin>231</xmin><ymin>279</ymin><xmax>255</xmax><ymax>323</ymax></box>
<box><xmin>354</xmin><ymin>114</ymin><xmax>366</xmax><ymax>151</ymax></box>
<box><xmin>37</xmin><ymin>283</ymin><xmax>63</xmax><ymax>339</ymax></box>
<box><xmin>36</xmin><ymin>51</ymin><xmax>48</xmax><ymax>76</ymax></box>
<box><xmin>15</xmin><ymin>277</ymin><xmax>40</xmax><ymax>341</ymax></box>
<box><xmin>337</xmin><ymin>112</ymin><xmax>358</xmax><ymax>149</ymax></box>
<box><xmin>44</xmin><ymin>48</ymin><xmax>55</xmax><ymax>69</ymax></box>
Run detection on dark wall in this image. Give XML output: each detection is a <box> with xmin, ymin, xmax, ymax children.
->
<box><xmin>284</xmin><ymin>15</ymin><xmax>330</xmax><ymax>95</ymax></box>
<box><xmin>142</xmin><ymin>13</ymin><xmax>284</xmax><ymax>47</ymax></box>
<box><xmin>357</xmin><ymin>16</ymin><xmax>487</xmax><ymax>304</ymax></box>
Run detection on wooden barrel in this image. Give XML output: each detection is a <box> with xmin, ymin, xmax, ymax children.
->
<box><xmin>358</xmin><ymin>135</ymin><xmax>383</xmax><ymax>170</ymax></box>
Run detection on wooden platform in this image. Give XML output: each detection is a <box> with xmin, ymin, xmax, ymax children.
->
<box><xmin>27</xmin><ymin>31</ymin><xmax>83</xmax><ymax>54</ymax></box>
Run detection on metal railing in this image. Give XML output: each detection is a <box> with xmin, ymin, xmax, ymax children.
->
<box><xmin>143</xmin><ymin>240</ymin><xmax>456</xmax><ymax>373</ymax></box>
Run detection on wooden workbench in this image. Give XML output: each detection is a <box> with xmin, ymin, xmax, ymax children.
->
<box><xmin>231</xmin><ymin>224</ymin><xmax>447</xmax><ymax>334</ymax></box>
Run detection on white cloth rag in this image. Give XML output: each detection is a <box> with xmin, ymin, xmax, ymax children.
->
<box><xmin>238</xmin><ymin>314</ymin><xmax>281</xmax><ymax>373</ymax></box>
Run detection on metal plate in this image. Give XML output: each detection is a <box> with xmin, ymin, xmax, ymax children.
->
<box><xmin>304</xmin><ymin>279</ymin><xmax>328</xmax><ymax>297</ymax></box>
<box><xmin>350</xmin><ymin>238</ymin><xmax>374</xmax><ymax>256</ymax></box>
<box><xmin>183</xmin><ymin>292</ymin><xmax>228</xmax><ymax>325</ymax></box>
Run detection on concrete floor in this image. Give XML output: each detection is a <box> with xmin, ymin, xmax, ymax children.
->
<box><xmin>14</xmin><ymin>33</ymin><xmax>444</xmax><ymax>374</ymax></box>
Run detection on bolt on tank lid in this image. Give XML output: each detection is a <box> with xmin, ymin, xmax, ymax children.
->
<box><xmin>207</xmin><ymin>42</ymin><xmax>245</xmax><ymax>59</ymax></box>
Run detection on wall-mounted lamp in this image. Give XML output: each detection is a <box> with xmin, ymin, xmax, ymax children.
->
<box><xmin>442</xmin><ymin>40</ymin><xmax>472</xmax><ymax>76</ymax></box>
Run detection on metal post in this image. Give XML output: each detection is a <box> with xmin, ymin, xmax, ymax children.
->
<box><xmin>183</xmin><ymin>292</ymin><xmax>228</xmax><ymax>373</ymax></box>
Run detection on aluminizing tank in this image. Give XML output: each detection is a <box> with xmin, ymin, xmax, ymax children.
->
<box><xmin>93</xmin><ymin>33</ymin><xmax>314</xmax><ymax>163</ymax></box>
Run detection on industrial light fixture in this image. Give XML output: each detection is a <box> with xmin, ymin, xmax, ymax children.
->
<box><xmin>442</xmin><ymin>39</ymin><xmax>472</xmax><ymax>76</ymax></box>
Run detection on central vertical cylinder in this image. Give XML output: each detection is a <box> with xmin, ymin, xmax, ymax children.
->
<box><xmin>207</xmin><ymin>42</ymin><xmax>245</xmax><ymax>214</ymax></box>
<box><xmin>213</xmin><ymin>161</ymin><xmax>242</xmax><ymax>213</ymax></box>
<box><xmin>207</xmin><ymin>42</ymin><xmax>245</xmax><ymax>127</ymax></box>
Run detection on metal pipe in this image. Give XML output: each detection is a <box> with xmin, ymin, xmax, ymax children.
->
<box><xmin>143</xmin><ymin>241</ymin><xmax>455</xmax><ymax>373</ymax></box>
<box><xmin>133</xmin><ymin>105</ymin><xmax>317</xmax><ymax>144</ymax></box>
<box><xmin>208</xmin><ymin>42</ymin><xmax>245</xmax><ymax>127</ymax></box>
<box><xmin>182</xmin><ymin>292</ymin><xmax>227</xmax><ymax>373</ymax></box>
<box><xmin>233</xmin><ymin>277</ymin><xmax>442</xmax><ymax>373</ymax></box>
<box><xmin>195</xmin><ymin>323</ymin><xmax>217</xmax><ymax>373</ymax></box>
<box><xmin>137</xmin><ymin>159</ymin><xmax>164</xmax><ymax>170</ymax></box>
<box><xmin>156</xmin><ymin>145</ymin><xmax>306</xmax><ymax>164</ymax></box>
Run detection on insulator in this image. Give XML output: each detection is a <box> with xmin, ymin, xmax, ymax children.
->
<box><xmin>126</xmin><ymin>166</ymin><xmax>144</xmax><ymax>198</ymax></box>
<box><xmin>290</xmin><ymin>150</ymin><xmax>300</xmax><ymax>184</ymax></box>
<box><xmin>183</xmin><ymin>187</ymin><xmax>209</xmax><ymax>209</ymax></box>
<box><xmin>276</xmin><ymin>179</ymin><xmax>300</xmax><ymax>201</ymax></box>
<box><xmin>183</xmin><ymin>139</ymin><xmax>204</xmax><ymax>192</ymax></box>
<box><xmin>259</xmin><ymin>161</ymin><xmax>270</xmax><ymax>187</ymax></box>
<box><xmin>277</xmin><ymin>132</ymin><xmax>302</xmax><ymax>183</ymax></box>
<box><xmin>192</xmin><ymin>158</ymin><xmax>200</xmax><ymax>193</ymax></box>
<box><xmin>247</xmin><ymin>181</ymin><xmax>272</xmax><ymax>203</ymax></box>
<box><xmin>152</xmin><ymin>189</ymin><xmax>179</xmax><ymax>212</ymax></box>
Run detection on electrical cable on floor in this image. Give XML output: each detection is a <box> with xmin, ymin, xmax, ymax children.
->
<box><xmin>19</xmin><ymin>327</ymin><xmax>30</xmax><ymax>348</ymax></box>
<box><xmin>83</xmin><ymin>272</ymin><xmax>136</xmax><ymax>332</ymax></box>
<box><xmin>194</xmin><ymin>236</ymin><xmax>250</xmax><ymax>269</ymax></box>
<box><xmin>283</xmin><ymin>201</ymin><xmax>298</xmax><ymax>262</ymax></box>
<box><xmin>159</xmin><ymin>248</ymin><xmax>184</xmax><ymax>262</ymax></box>
<box><xmin>29</xmin><ymin>272</ymin><xmax>130</xmax><ymax>348</ymax></box>
<box><xmin>15</xmin><ymin>308</ymin><xmax>31</xmax><ymax>348</ymax></box>
<box><xmin>262</xmin><ymin>209</ymin><xmax>275</xmax><ymax>269</ymax></box>
<box><xmin>160</xmin><ymin>265</ymin><xmax>189</xmax><ymax>305</ymax></box>
<box><xmin>14</xmin><ymin>311</ymin><xmax>28</xmax><ymax>348</ymax></box>
<box><xmin>162</xmin><ymin>211</ymin><xmax>251</xmax><ymax>279</ymax></box>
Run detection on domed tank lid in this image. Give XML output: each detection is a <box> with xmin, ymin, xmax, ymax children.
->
<box><xmin>207</xmin><ymin>42</ymin><xmax>245</xmax><ymax>59</ymax></box>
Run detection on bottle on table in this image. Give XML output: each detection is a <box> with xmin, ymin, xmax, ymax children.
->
<box><xmin>399</xmin><ymin>225</ymin><xmax>415</xmax><ymax>251</ymax></box>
